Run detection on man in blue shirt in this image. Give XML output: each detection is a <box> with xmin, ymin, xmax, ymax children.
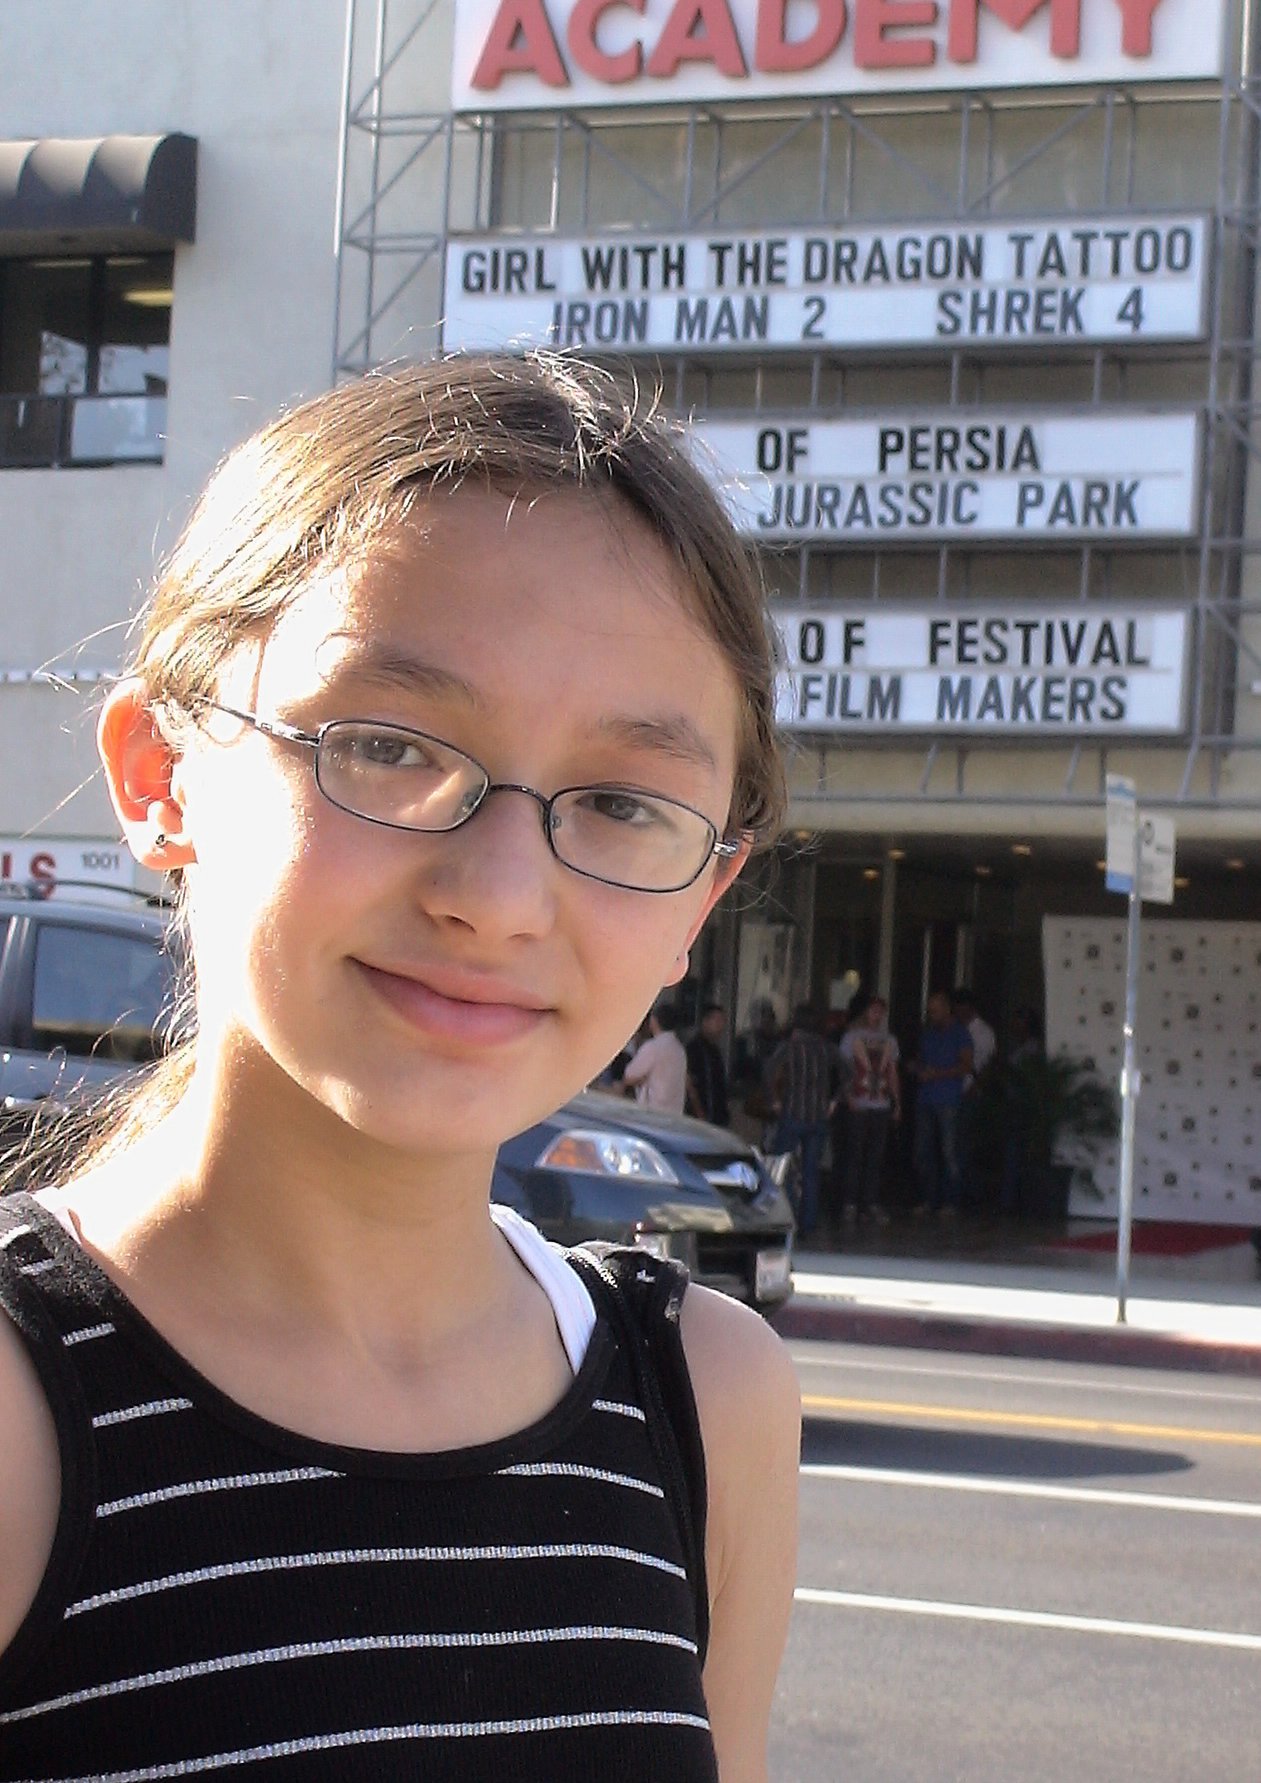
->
<box><xmin>912</xmin><ymin>991</ymin><xmax>974</xmax><ymax>1216</ymax></box>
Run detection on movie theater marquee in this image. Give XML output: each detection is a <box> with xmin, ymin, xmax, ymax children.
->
<box><xmin>696</xmin><ymin>410</ymin><xmax>1200</xmax><ymax>541</ymax></box>
<box><xmin>442</xmin><ymin>216</ymin><xmax>1209</xmax><ymax>353</ymax></box>
<box><xmin>453</xmin><ymin>0</ymin><xmax>1225</xmax><ymax>112</ymax></box>
<box><xmin>444</xmin><ymin>216</ymin><xmax>1212</xmax><ymax>354</ymax></box>
<box><xmin>774</xmin><ymin>606</ymin><xmax>1188</xmax><ymax>734</ymax></box>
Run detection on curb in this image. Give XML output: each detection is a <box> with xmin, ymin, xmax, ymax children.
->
<box><xmin>776</xmin><ymin>1298</ymin><xmax>1261</xmax><ymax>1378</ymax></box>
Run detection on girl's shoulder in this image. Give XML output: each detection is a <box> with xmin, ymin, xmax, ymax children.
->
<box><xmin>569</xmin><ymin>1244</ymin><xmax>799</xmax><ymax>1706</ymax></box>
<box><xmin>0</xmin><ymin>1310</ymin><xmax>61</xmax><ymax>1655</ymax></box>
<box><xmin>679</xmin><ymin>1283</ymin><xmax>800</xmax><ymax>1495</ymax></box>
<box><xmin>678</xmin><ymin>1281</ymin><xmax>800</xmax><ymax>1573</ymax></box>
<box><xmin>0</xmin><ymin>1199</ymin><xmax>71</xmax><ymax>1660</ymax></box>
<box><xmin>678</xmin><ymin>1282</ymin><xmax>800</xmax><ymax>1773</ymax></box>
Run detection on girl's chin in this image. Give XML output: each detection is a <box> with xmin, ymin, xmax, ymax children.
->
<box><xmin>318</xmin><ymin>1071</ymin><xmax>570</xmax><ymax>1161</ymax></box>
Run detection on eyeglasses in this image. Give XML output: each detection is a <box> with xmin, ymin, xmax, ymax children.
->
<box><xmin>200</xmin><ymin>702</ymin><xmax>741</xmax><ymax>894</ymax></box>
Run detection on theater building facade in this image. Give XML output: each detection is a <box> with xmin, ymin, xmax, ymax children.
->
<box><xmin>401</xmin><ymin>0</ymin><xmax>1261</xmax><ymax>1220</ymax></box>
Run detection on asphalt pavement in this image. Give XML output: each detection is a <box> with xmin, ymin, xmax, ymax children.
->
<box><xmin>771</xmin><ymin>1337</ymin><xmax>1261</xmax><ymax>1782</ymax></box>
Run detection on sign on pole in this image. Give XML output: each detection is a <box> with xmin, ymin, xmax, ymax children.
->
<box><xmin>1105</xmin><ymin>774</ymin><xmax>1138</xmax><ymax>893</ymax></box>
<box><xmin>1139</xmin><ymin>814</ymin><xmax>1177</xmax><ymax>905</ymax></box>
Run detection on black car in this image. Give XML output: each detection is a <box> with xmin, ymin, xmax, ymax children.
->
<box><xmin>493</xmin><ymin>1090</ymin><xmax>795</xmax><ymax>1313</ymax></box>
<box><xmin>0</xmin><ymin>884</ymin><xmax>175</xmax><ymax>1125</ymax></box>
<box><xmin>0</xmin><ymin>882</ymin><xmax>795</xmax><ymax>1311</ymax></box>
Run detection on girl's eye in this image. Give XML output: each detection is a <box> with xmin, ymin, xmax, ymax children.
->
<box><xmin>342</xmin><ymin>726</ymin><xmax>438</xmax><ymax>770</ymax></box>
<box><xmin>578</xmin><ymin>788</ymin><xmax>666</xmax><ymax>828</ymax></box>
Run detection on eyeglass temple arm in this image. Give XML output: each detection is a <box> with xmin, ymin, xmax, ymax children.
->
<box><xmin>202</xmin><ymin>702</ymin><xmax>319</xmax><ymax>748</ymax></box>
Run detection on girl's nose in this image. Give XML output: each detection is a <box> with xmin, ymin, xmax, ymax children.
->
<box><xmin>413</xmin><ymin>784</ymin><xmax>559</xmax><ymax>941</ymax></box>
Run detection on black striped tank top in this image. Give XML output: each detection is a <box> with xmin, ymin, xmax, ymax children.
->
<box><xmin>0</xmin><ymin>1194</ymin><xmax>717</xmax><ymax>1781</ymax></box>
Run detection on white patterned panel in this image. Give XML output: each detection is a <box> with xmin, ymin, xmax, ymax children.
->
<box><xmin>1043</xmin><ymin>917</ymin><xmax>1261</xmax><ymax>1223</ymax></box>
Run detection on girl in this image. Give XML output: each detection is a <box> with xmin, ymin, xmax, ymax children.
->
<box><xmin>0</xmin><ymin>352</ymin><xmax>800</xmax><ymax>1780</ymax></box>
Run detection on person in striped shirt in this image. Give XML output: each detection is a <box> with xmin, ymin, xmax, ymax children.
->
<box><xmin>0</xmin><ymin>354</ymin><xmax>800</xmax><ymax>1781</ymax></box>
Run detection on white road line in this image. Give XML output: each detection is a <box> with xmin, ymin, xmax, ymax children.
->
<box><xmin>790</xmin><ymin>1349</ymin><xmax>1261</xmax><ymax>1406</ymax></box>
<box><xmin>793</xmin><ymin>1587</ymin><xmax>1261</xmax><ymax>1652</ymax></box>
<box><xmin>800</xmin><ymin>1463</ymin><xmax>1261</xmax><ymax>1518</ymax></box>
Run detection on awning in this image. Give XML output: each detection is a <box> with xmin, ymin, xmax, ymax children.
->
<box><xmin>0</xmin><ymin>133</ymin><xmax>197</xmax><ymax>255</ymax></box>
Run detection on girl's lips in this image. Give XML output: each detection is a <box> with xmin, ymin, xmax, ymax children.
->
<box><xmin>355</xmin><ymin>961</ymin><xmax>549</xmax><ymax>1045</ymax></box>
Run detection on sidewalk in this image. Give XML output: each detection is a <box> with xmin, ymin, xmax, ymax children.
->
<box><xmin>776</xmin><ymin>1218</ymin><xmax>1261</xmax><ymax>1376</ymax></box>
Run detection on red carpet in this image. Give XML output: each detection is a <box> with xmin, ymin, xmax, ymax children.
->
<box><xmin>1053</xmin><ymin>1223</ymin><xmax>1253</xmax><ymax>1257</ymax></box>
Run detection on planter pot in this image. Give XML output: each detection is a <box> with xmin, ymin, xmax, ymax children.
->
<box><xmin>1026</xmin><ymin>1162</ymin><xmax>1073</xmax><ymax>1222</ymax></box>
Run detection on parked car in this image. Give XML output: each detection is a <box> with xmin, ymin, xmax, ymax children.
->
<box><xmin>493</xmin><ymin>1091</ymin><xmax>795</xmax><ymax>1313</ymax></box>
<box><xmin>0</xmin><ymin>882</ymin><xmax>176</xmax><ymax>1133</ymax></box>
<box><xmin>0</xmin><ymin>882</ymin><xmax>794</xmax><ymax>1312</ymax></box>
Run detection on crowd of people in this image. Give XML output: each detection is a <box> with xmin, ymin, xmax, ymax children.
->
<box><xmin>604</xmin><ymin>989</ymin><xmax>1045</xmax><ymax>1244</ymax></box>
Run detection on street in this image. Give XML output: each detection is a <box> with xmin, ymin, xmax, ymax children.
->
<box><xmin>771</xmin><ymin>1340</ymin><xmax>1261</xmax><ymax>1782</ymax></box>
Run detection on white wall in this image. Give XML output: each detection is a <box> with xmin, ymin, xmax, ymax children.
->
<box><xmin>0</xmin><ymin>0</ymin><xmax>348</xmax><ymax>841</ymax></box>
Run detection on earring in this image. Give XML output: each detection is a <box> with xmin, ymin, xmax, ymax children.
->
<box><xmin>667</xmin><ymin>948</ymin><xmax>690</xmax><ymax>984</ymax></box>
<box><xmin>154</xmin><ymin>833</ymin><xmax>168</xmax><ymax>853</ymax></box>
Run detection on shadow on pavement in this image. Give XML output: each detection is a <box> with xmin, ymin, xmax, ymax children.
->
<box><xmin>801</xmin><ymin>1413</ymin><xmax>1195</xmax><ymax>1482</ymax></box>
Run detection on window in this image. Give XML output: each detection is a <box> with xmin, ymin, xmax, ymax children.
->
<box><xmin>0</xmin><ymin>253</ymin><xmax>171</xmax><ymax>467</ymax></box>
<box><xmin>31</xmin><ymin>924</ymin><xmax>173</xmax><ymax>1063</ymax></box>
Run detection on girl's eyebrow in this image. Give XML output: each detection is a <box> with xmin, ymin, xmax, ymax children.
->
<box><xmin>323</xmin><ymin>647</ymin><xmax>718</xmax><ymax>772</ymax></box>
<box><xmin>594</xmin><ymin>713</ymin><xmax>719</xmax><ymax>774</ymax></box>
<box><xmin>322</xmin><ymin>648</ymin><xmax>484</xmax><ymax>709</ymax></box>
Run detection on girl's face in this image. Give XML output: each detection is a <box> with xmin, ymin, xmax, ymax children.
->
<box><xmin>166</xmin><ymin>485</ymin><xmax>746</xmax><ymax>1159</ymax></box>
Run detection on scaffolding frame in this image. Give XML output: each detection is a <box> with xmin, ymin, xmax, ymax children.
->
<box><xmin>333</xmin><ymin>0</ymin><xmax>1261</xmax><ymax>814</ymax></box>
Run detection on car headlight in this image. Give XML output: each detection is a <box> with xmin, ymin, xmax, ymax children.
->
<box><xmin>536</xmin><ymin>1128</ymin><xmax>679</xmax><ymax>1185</ymax></box>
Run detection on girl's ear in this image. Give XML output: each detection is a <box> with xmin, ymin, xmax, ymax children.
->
<box><xmin>676</xmin><ymin>835</ymin><xmax>752</xmax><ymax>966</ymax></box>
<box><xmin>662</xmin><ymin>841</ymin><xmax>751</xmax><ymax>985</ymax></box>
<box><xmin>97</xmin><ymin>679</ymin><xmax>196</xmax><ymax>870</ymax></box>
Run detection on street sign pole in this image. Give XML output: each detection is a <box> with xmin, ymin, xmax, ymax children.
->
<box><xmin>1115</xmin><ymin>818</ymin><xmax>1143</xmax><ymax>1324</ymax></box>
<box><xmin>1106</xmin><ymin>797</ymin><xmax>1175</xmax><ymax>1325</ymax></box>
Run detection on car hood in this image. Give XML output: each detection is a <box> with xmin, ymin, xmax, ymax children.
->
<box><xmin>538</xmin><ymin>1089</ymin><xmax>758</xmax><ymax>1161</ymax></box>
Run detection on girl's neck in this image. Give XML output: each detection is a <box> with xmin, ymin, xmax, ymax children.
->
<box><xmin>37</xmin><ymin>1072</ymin><xmax>578</xmax><ymax>1454</ymax></box>
<box><xmin>42</xmin><ymin>1051</ymin><xmax>516</xmax><ymax>1361</ymax></box>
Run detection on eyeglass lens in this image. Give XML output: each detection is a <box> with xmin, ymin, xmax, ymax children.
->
<box><xmin>315</xmin><ymin>721</ymin><xmax>717</xmax><ymax>892</ymax></box>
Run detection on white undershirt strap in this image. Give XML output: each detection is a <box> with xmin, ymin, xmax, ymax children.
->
<box><xmin>490</xmin><ymin>1203</ymin><xmax>598</xmax><ymax>1376</ymax></box>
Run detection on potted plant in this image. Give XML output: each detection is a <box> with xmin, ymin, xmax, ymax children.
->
<box><xmin>1002</xmin><ymin>1051</ymin><xmax>1119</xmax><ymax>1220</ymax></box>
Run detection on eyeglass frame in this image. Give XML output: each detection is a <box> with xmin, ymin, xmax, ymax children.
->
<box><xmin>196</xmin><ymin>700</ymin><xmax>743</xmax><ymax>895</ymax></box>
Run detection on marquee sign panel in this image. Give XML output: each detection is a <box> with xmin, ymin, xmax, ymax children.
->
<box><xmin>773</xmin><ymin>605</ymin><xmax>1189</xmax><ymax>733</ymax></box>
<box><xmin>696</xmin><ymin>410</ymin><xmax>1201</xmax><ymax>541</ymax></box>
<box><xmin>442</xmin><ymin>217</ymin><xmax>1210</xmax><ymax>354</ymax></box>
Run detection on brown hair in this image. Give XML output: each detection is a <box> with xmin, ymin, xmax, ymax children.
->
<box><xmin>23</xmin><ymin>351</ymin><xmax>785</xmax><ymax>1186</ymax></box>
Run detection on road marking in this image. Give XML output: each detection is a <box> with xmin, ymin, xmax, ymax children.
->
<box><xmin>791</xmin><ymin>1349</ymin><xmax>1261</xmax><ymax>1406</ymax></box>
<box><xmin>800</xmin><ymin>1464</ymin><xmax>1261</xmax><ymax>1518</ymax></box>
<box><xmin>793</xmin><ymin>1588</ymin><xmax>1261</xmax><ymax>1652</ymax></box>
<box><xmin>802</xmin><ymin>1393</ymin><xmax>1261</xmax><ymax>1448</ymax></box>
